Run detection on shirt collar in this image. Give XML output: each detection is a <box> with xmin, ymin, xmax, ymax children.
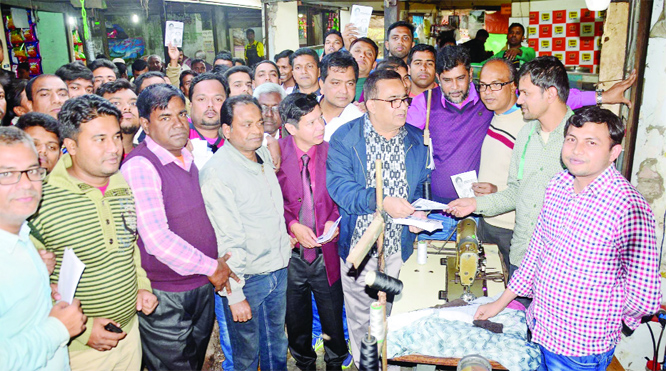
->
<box><xmin>0</xmin><ymin>222</ymin><xmax>31</xmax><ymax>253</ymax></box>
<box><xmin>364</xmin><ymin>114</ymin><xmax>407</xmax><ymax>142</ymax></box>
<box><xmin>293</xmin><ymin>137</ymin><xmax>317</xmax><ymax>164</ymax></box>
<box><xmin>499</xmin><ymin>103</ymin><xmax>520</xmax><ymax>116</ymax></box>
<box><xmin>145</xmin><ymin>136</ymin><xmax>194</xmax><ymax>171</ymax></box>
<box><xmin>564</xmin><ymin>164</ymin><xmax>617</xmax><ymax>197</ymax></box>
<box><xmin>442</xmin><ymin>81</ymin><xmax>480</xmax><ymax>109</ymax></box>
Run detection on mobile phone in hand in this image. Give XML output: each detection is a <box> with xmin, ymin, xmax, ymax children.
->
<box><xmin>104</xmin><ymin>322</ymin><xmax>123</xmax><ymax>333</ymax></box>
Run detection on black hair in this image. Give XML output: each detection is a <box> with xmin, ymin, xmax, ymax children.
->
<box><xmin>518</xmin><ymin>56</ymin><xmax>569</xmax><ymax>103</ymax></box>
<box><xmin>364</xmin><ymin>69</ymin><xmax>403</xmax><ymax>101</ymax></box>
<box><xmin>136</xmin><ymin>83</ymin><xmax>185</xmax><ymax>120</ymax></box>
<box><xmin>220</xmin><ymin>95</ymin><xmax>262</xmax><ymax>127</ymax></box>
<box><xmin>324</xmin><ymin>29</ymin><xmax>343</xmax><ymax>43</ymax></box>
<box><xmin>436</xmin><ymin>45</ymin><xmax>471</xmax><ymax>75</ymax></box>
<box><xmin>214</xmin><ymin>51</ymin><xmax>233</xmax><ymax>64</ymax></box>
<box><xmin>232</xmin><ymin>58</ymin><xmax>246</xmax><ymax>66</ymax></box>
<box><xmin>566</xmin><ymin>106</ymin><xmax>625</xmax><ymax>147</ymax></box>
<box><xmin>407</xmin><ymin>44</ymin><xmax>436</xmax><ymax>66</ymax></box>
<box><xmin>320</xmin><ymin>51</ymin><xmax>359</xmax><ymax>82</ymax></box>
<box><xmin>252</xmin><ymin>60</ymin><xmax>281</xmax><ymax>79</ymax></box>
<box><xmin>376</xmin><ymin>56</ymin><xmax>409</xmax><ymax>72</ymax></box>
<box><xmin>95</xmin><ymin>54</ymin><xmax>108</xmax><ymax>60</ymax></box>
<box><xmin>8</xmin><ymin>79</ymin><xmax>27</xmax><ymax>112</ymax></box>
<box><xmin>508</xmin><ymin>23</ymin><xmax>525</xmax><ymax>35</ymax></box>
<box><xmin>88</xmin><ymin>58</ymin><xmax>120</xmax><ymax>77</ymax></box>
<box><xmin>134</xmin><ymin>71</ymin><xmax>167</xmax><ymax>94</ymax></box>
<box><xmin>17</xmin><ymin>62</ymin><xmax>30</xmax><ymax>72</ymax></box>
<box><xmin>475</xmin><ymin>29</ymin><xmax>490</xmax><ymax>39</ymax></box>
<box><xmin>55</xmin><ymin>62</ymin><xmax>93</xmax><ymax>83</ymax></box>
<box><xmin>95</xmin><ymin>78</ymin><xmax>135</xmax><ymax>97</ymax></box>
<box><xmin>179</xmin><ymin>70</ymin><xmax>197</xmax><ymax>88</ymax></box>
<box><xmin>387</xmin><ymin>21</ymin><xmax>415</xmax><ymax>39</ymax></box>
<box><xmin>289</xmin><ymin>47</ymin><xmax>320</xmax><ymax>68</ymax></box>
<box><xmin>190</xmin><ymin>59</ymin><xmax>206</xmax><ymax>69</ymax></box>
<box><xmin>279</xmin><ymin>93</ymin><xmax>319</xmax><ymax>129</ymax></box>
<box><xmin>481</xmin><ymin>58</ymin><xmax>518</xmax><ymax>85</ymax></box>
<box><xmin>115</xmin><ymin>62</ymin><xmax>127</xmax><ymax>77</ymax></box>
<box><xmin>212</xmin><ymin>64</ymin><xmax>230</xmax><ymax>76</ymax></box>
<box><xmin>223</xmin><ymin>66</ymin><xmax>253</xmax><ymax>81</ymax></box>
<box><xmin>437</xmin><ymin>36</ymin><xmax>457</xmax><ymax>48</ymax></box>
<box><xmin>274</xmin><ymin>49</ymin><xmax>294</xmax><ymax>63</ymax></box>
<box><xmin>15</xmin><ymin>112</ymin><xmax>62</xmax><ymax>145</ymax></box>
<box><xmin>246</xmin><ymin>28</ymin><xmax>255</xmax><ymax>36</ymax></box>
<box><xmin>350</xmin><ymin>38</ymin><xmax>379</xmax><ymax>60</ymax></box>
<box><xmin>58</xmin><ymin>94</ymin><xmax>122</xmax><ymax>140</ymax></box>
<box><xmin>189</xmin><ymin>72</ymin><xmax>230</xmax><ymax>101</ymax></box>
<box><xmin>131</xmin><ymin>59</ymin><xmax>148</xmax><ymax>75</ymax></box>
<box><xmin>26</xmin><ymin>74</ymin><xmax>65</xmax><ymax>102</ymax></box>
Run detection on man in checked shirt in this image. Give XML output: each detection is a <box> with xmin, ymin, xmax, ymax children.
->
<box><xmin>475</xmin><ymin>106</ymin><xmax>661</xmax><ymax>370</ymax></box>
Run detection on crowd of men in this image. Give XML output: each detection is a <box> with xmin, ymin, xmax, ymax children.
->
<box><xmin>0</xmin><ymin>18</ymin><xmax>661</xmax><ymax>371</ymax></box>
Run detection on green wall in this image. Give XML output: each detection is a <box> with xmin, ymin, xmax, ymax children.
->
<box><xmin>36</xmin><ymin>12</ymin><xmax>69</xmax><ymax>74</ymax></box>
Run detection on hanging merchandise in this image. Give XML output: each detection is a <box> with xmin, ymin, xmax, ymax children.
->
<box><xmin>3</xmin><ymin>8</ymin><xmax>43</xmax><ymax>77</ymax></box>
<box><xmin>72</xmin><ymin>28</ymin><xmax>86</xmax><ymax>62</ymax></box>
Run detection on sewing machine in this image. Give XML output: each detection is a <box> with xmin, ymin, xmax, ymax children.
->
<box><xmin>448</xmin><ymin>218</ymin><xmax>485</xmax><ymax>302</ymax></box>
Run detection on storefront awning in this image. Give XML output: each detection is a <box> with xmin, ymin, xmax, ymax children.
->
<box><xmin>165</xmin><ymin>0</ymin><xmax>261</xmax><ymax>10</ymax></box>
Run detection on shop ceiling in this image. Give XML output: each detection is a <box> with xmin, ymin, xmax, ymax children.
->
<box><xmin>297</xmin><ymin>0</ymin><xmax>510</xmax><ymax>11</ymax></box>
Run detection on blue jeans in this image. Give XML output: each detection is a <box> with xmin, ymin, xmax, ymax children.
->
<box><xmin>221</xmin><ymin>268</ymin><xmax>288</xmax><ymax>371</ymax></box>
<box><xmin>417</xmin><ymin>213</ymin><xmax>479</xmax><ymax>241</ymax></box>
<box><xmin>214</xmin><ymin>294</ymin><xmax>234</xmax><ymax>371</ymax></box>
<box><xmin>312</xmin><ymin>293</ymin><xmax>349</xmax><ymax>340</ymax></box>
<box><xmin>538</xmin><ymin>345</ymin><xmax>615</xmax><ymax>370</ymax></box>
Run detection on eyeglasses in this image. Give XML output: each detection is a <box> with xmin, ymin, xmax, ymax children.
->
<box><xmin>478</xmin><ymin>80</ymin><xmax>514</xmax><ymax>92</ymax></box>
<box><xmin>371</xmin><ymin>96</ymin><xmax>412</xmax><ymax>109</ymax></box>
<box><xmin>261</xmin><ymin>105</ymin><xmax>279</xmax><ymax>115</ymax></box>
<box><xmin>0</xmin><ymin>168</ymin><xmax>47</xmax><ymax>185</ymax></box>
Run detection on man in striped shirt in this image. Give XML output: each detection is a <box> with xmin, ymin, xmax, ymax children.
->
<box><xmin>475</xmin><ymin>106</ymin><xmax>661</xmax><ymax>369</ymax></box>
<box><xmin>29</xmin><ymin>95</ymin><xmax>157</xmax><ymax>371</ymax></box>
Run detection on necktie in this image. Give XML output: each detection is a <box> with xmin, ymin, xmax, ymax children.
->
<box><xmin>299</xmin><ymin>154</ymin><xmax>316</xmax><ymax>263</ymax></box>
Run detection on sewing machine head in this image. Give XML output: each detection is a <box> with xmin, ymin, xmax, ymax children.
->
<box><xmin>456</xmin><ymin>218</ymin><xmax>482</xmax><ymax>302</ymax></box>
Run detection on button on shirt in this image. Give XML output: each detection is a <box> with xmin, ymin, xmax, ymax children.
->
<box><xmin>509</xmin><ymin>166</ymin><xmax>661</xmax><ymax>356</ymax></box>
<box><xmin>0</xmin><ymin>223</ymin><xmax>70</xmax><ymax>370</ymax></box>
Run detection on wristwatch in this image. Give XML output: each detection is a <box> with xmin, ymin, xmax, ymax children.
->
<box><xmin>596</xmin><ymin>89</ymin><xmax>603</xmax><ymax>106</ymax></box>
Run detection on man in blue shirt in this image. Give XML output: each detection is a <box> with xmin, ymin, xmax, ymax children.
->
<box><xmin>0</xmin><ymin>126</ymin><xmax>86</xmax><ymax>370</ymax></box>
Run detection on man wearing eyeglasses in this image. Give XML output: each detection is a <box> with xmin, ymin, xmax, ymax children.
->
<box><xmin>0</xmin><ymin>126</ymin><xmax>87</xmax><ymax>371</ymax></box>
<box><xmin>327</xmin><ymin>69</ymin><xmax>430</xmax><ymax>365</ymax></box>
<box><xmin>253</xmin><ymin>82</ymin><xmax>286</xmax><ymax>140</ymax></box>
<box><xmin>28</xmin><ymin>95</ymin><xmax>157</xmax><ymax>370</ymax></box>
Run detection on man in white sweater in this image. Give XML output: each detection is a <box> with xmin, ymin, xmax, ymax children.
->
<box><xmin>472</xmin><ymin>59</ymin><xmax>525</xmax><ymax>276</ymax></box>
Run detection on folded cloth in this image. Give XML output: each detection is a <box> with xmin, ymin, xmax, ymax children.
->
<box><xmin>473</xmin><ymin>319</ymin><xmax>504</xmax><ymax>334</ymax></box>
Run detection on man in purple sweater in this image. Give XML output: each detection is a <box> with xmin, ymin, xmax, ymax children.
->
<box><xmin>121</xmin><ymin>84</ymin><xmax>237</xmax><ymax>370</ymax></box>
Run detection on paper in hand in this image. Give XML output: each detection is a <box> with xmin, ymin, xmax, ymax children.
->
<box><xmin>165</xmin><ymin>21</ymin><xmax>184</xmax><ymax>47</ymax></box>
<box><xmin>411</xmin><ymin>198</ymin><xmax>449</xmax><ymax>211</ymax></box>
<box><xmin>317</xmin><ymin>216</ymin><xmax>342</xmax><ymax>243</ymax></box>
<box><xmin>451</xmin><ymin>170</ymin><xmax>478</xmax><ymax>198</ymax></box>
<box><xmin>57</xmin><ymin>248</ymin><xmax>85</xmax><ymax>304</ymax></box>
<box><xmin>394</xmin><ymin>216</ymin><xmax>444</xmax><ymax>233</ymax></box>
<box><xmin>349</xmin><ymin>5</ymin><xmax>373</xmax><ymax>37</ymax></box>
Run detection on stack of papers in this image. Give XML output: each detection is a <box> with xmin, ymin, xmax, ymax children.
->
<box><xmin>394</xmin><ymin>216</ymin><xmax>444</xmax><ymax>233</ymax></box>
<box><xmin>57</xmin><ymin>248</ymin><xmax>85</xmax><ymax>304</ymax></box>
<box><xmin>316</xmin><ymin>216</ymin><xmax>342</xmax><ymax>243</ymax></box>
<box><xmin>411</xmin><ymin>198</ymin><xmax>449</xmax><ymax>211</ymax></box>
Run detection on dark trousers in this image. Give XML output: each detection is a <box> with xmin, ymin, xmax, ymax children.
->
<box><xmin>286</xmin><ymin>250</ymin><xmax>348</xmax><ymax>370</ymax></box>
<box><xmin>138</xmin><ymin>283</ymin><xmax>215</xmax><ymax>371</ymax></box>
<box><xmin>477</xmin><ymin>218</ymin><xmax>513</xmax><ymax>282</ymax></box>
<box><xmin>221</xmin><ymin>268</ymin><xmax>288</xmax><ymax>371</ymax></box>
